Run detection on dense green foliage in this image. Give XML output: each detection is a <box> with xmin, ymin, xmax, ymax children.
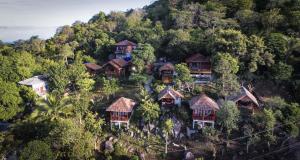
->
<box><xmin>0</xmin><ymin>0</ymin><xmax>299</xmax><ymax>159</ymax></box>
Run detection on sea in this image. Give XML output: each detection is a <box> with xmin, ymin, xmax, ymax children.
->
<box><xmin>0</xmin><ymin>26</ymin><xmax>58</xmax><ymax>43</ymax></box>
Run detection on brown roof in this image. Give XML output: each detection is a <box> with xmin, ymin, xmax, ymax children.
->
<box><xmin>85</xmin><ymin>63</ymin><xmax>102</xmax><ymax>71</ymax></box>
<box><xmin>158</xmin><ymin>86</ymin><xmax>184</xmax><ymax>100</ymax></box>
<box><xmin>230</xmin><ymin>86</ymin><xmax>259</xmax><ymax>106</ymax></box>
<box><xmin>186</xmin><ymin>54</ymin><xmax>210</xmax><ymax>63</ymax></box>
<box><xmin>159</xmin><ymin>63</ymin><xmax>175</xmax><ymax>72</ymax></box>
<box><xmin>189</xmin><ymin>94</ymin><xmax>219</xmax><ymax>111</ymax></box>
<box><xmin>104</xmin><ymin>59</ymin><xmax>128</xmax><ymax>70</ymax></box>
<box><xmin>115</xmin><ymin>40</ymin><xmax>137</xmax><ymax>46</ymax></box>
<box><xmin>106</xmin><ymin>97</ymin><xmax>136</xmax><ymax>112</ymax></box>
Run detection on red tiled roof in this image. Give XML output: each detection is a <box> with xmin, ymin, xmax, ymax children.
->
<box><xmin>85</xmin><ymin>63</ymin><xmax>102</xmax><ymax>71</ymax></box>
<box><xmin>104</xmin><ymin>59</ymin><xmax>128</xmax><ymax>70</ymax></box>
<box><xmin>115</xmin><ymin>40</ymin><xmax>137</xmax><ymax>46</ymax></box>
<box><xmin>189</xmin><ymin>94</ymin><xmax>219</xmax><ymax>111</ymax></box>
<box><xmin>159</xmin><ymin>63</ymin><xmax>175</xmax><ymax>72</ymax></box>
<box><xmin>106</xmin><ymin>97</ymin><xmax>136</xmax><ymax>112</ymax></box>
<box><xmin>186</xmin><ymin>54</ymin><xmax>210</xmax><ymax>63</ymax></box>
<box><xmin>158</xmin><ymin>86</ymin><xmax>183</xmax><ymax>100</ymax></box>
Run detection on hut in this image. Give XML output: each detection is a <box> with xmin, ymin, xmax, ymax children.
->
<box><xmin>189</xmin><ymin>94</ymin><xmax>219</xmax><ymax>128</ymax></box>
<box><xmin>106</xmin><ymin>97</ymin><xmax>136</xmax><ymax>129</ymax></box>
<box><xmin>185</xmin><ymin>54</ymin><xmax>212</xmax><ymax>83</ymax></box>
<box><xmin>158</xmin><ymin>63</ymin><xmax>175</xmax><ymax>84</ymax></box>
<box><xmin>158</xmin><ymin>86</ymin><xmax>184</xmax><ymax>107</ymax></box>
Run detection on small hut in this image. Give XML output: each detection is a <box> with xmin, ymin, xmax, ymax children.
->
<box><xmin>18</xmin><ymin>75</ymin><xmax>48</xmax><ymax>97</ymax></box>
<box><xmin>106</xmin><ymin>97</ymin><xmax>136</xmax><ymax>129</ymax></box>
<box><xmin>230</xmin><ymin>86</ymin><xmax>259</xmax><ymax>113</ymax></box>
<box><xmin>114</xmin><ymin>40</ymin><xmax>137</xmax><ymax>61</ymax></box>
<box><xmin>158</xmin><ymin>63</ymin><xmax>175</xmax><ymax>84</ymax></box>
<box><xmin>189</xmin><ymin>94</ymin><xmax>219</xmax><ymax>128</ymax></box>
<box><xmin>158</xmin><ymin>86</ymin><xmax>184</xmax><ymax>107</ymax></box>
<box><xmin>102</xmin><ymin>59</ymin><xmax>128</xmax><ymax>78</ymax></box>
<box><xmin>84</xmin><ymin>63</ymin><xmax>101</xmax><ymax>75</ymax></box>
<box><xmin>185</xmin><ymin>54</ymin><xmax>212</xmax><ymax>83</ymax></box>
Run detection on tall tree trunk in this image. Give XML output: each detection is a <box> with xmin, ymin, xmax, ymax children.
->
<box><xmin>165</xmin><ymin>136</ymin><xmax>168</xmax><ymax>154</ymax></box>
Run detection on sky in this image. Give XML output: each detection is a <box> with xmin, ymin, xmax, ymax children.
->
<box><xmin>0</xmin><ymin>0</ymin><xmax>154</xmax><ymax>27</ymax></box>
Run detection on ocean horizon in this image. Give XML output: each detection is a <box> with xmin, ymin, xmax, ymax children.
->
<box><xmin>0</xmin><ymin>26</ymin><xmax>58</xmax><ymax>43</ymax></box>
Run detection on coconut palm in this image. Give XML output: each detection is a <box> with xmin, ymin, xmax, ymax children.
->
<box><xmin>30</xmin><ymin>92</ymin><xmax>74</xmax><ymax>121</ymax></box>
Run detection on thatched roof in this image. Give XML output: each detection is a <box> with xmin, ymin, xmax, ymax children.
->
<box><xmin>106</xmin><ymin>97</ymin><xmax>136</xmax><ymax>112</ymax></box>
<box><xmin>115</xmin><ymin>40</ymin><xmax>137</xmax><ymax>46</ymax></box>
<box><xmin>159</xmin><ymin>63</ymin><xmax>175</xmax><ymax>72</ymax></box>
<box><xmin>185</xmin><ymin>54</ymin><xmax>210</xmax><ymax>63</ymax></box>
<box><xmin>230</xmin><ymin>86</ymin><xmax>259</xmax><ymax>106</ymax></box>
<box><xmin>84</xmin><ymin>63</ymin><xmax>101</xmax><ymax>71</ymax></box>
<box><xmin>158</xmin><ymin>86</ymin><xmax>183</xmax><ymax>100</ymax></box>
<box><xmin>189</xmin><ymin>94</ymin><xmax>219</xmax><ymax>110</ymax></box>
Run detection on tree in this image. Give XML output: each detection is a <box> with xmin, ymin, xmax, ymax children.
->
<box><xmin>162</xmin><ymin>119</ymin><xmax>174</xmax><ymax>154</ymax></box>
<box><xmin>216</xmin><ymin>101</ymin><xmax>240</xmax><ymax>139</ymax></box>
<box><xmin>59</xmin><ymin>44</ymin><xmax>74</xmax><ymax>64</ymax></box>
<box><xmin>30</xmin><ymin>92</ymin><xmax>73</xmax><ymax>121</ymax></box>
<box><xmin>175</xmin><ymin>63</ymin><xmax>193</xmax><ymax>91</ymax></box>
<box><xmin>209</xmin><ymin>29</ymin><xmax>247</xmax><ymax>56</ymax></box>
<box><xmin>272</xmin><ymin>62</ymin><xmax>293</xmax><ymax>81</ymax></box>
<box><xmin>84</xmin><ymin>111</ymin><xmax>104</xmax><ymax>149</ymax></box>
<box><xmin>131</xmin><ymin>43</ymin><xmax>156</xmax><ymax>73</ymax></box>
<box><xmin>101</xmin><ymin>77</ymin><xmax>120</xmax><ymax>100</ymax></box>
<box><xmin>261</xmin><ymin>109</ymin><xmax>276</xmax><ymax>150</ymax></box>
<box><xmin>213</xmin><ymin>53</ymin><xmax>240</xmax><ymax>97</ymax></box>
<box><xmin>0</xmin><ymin>79</ymin><xmax>23</xmax><ymax>120</ymax></box>
<box><xmin>47</xmin><ymin>62</ymin><xmax>69</xmax><ymax>94</ymax></box>
<box><xmin>137</xmin><ymin>87</ymin><xmax>160</xmax><ymax>125</ymax></box>
<box><xmin>266</xmin><ymin>33</ymin><xmax>288</xmax><ymax>60</ymax></box>
<box><xmin>261</xmin><ymin>8</ymin><xmax>284</xmax><ymax>33</ymax></box>
<box><xmin>242</xmin><ymin>125</ymin><xmax>260</xmax><ymax>153</ymax></box>
<box><xmin>244</xmin><ymin>35</ymin><xmax>274</xmax><ymax>73</ymax></box>
<box><xmin>68</xmin><ymin>56</ymin><xmax>95</xmax><ymax>92</ymax></box>
<box><xmin>47</xmin><ymin>119</ymin><xmax>94</xmax><ymax>159</ymax></box>
<box><xmin>19</xmin><ymin>140</ymin><xmax>53</xmax><ymax>160</ymax></box>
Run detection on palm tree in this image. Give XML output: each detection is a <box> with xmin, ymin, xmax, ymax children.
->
<box><xmin>162</xmin><ymin>119</ymin><xmax>174</xmax><ymax>154</ymax></box>
<box><xmin>30</xmin><ymin>92</ymin><xmax>74</xmax><ymax>121</ymax></box>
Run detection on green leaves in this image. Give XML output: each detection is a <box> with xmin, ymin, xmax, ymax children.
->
<box><xmin>0</xmin><ymin>79</ymin><xmax>23</xmax><ymax>120</ymax></box>
<box><xmin>217</xmin><ymin>101</ymin><xmax>240</xmax><ymax>137</ymax></box>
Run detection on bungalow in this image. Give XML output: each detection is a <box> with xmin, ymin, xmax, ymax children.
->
<box><xmin>106</xmin><ymin>97</ymin><xmax>136</xmax><ymax>129</ymax></box>
<box><xmin>114</xmin><ymin>40</ymin><xmax>137</xmax><ymax>61</ymax></box>
<box><xmin>158</xmin><ymin>86</ymin><xmax>184</xmax><ymax>107</ymax></box>
<box><xmin>18</xmin><ymin>75</ymin><xmax>48</xmax><ymax>97</ymax></box>
<box><xmin>159</xmin><ymin>63</ymin><xmax>175</xmax><ymax>84</ymax></box>
<box><xmin>185</xmin><ymin>54</ymin><xmax>212</xmax><ymax>83</ymax></box>
<box><xmin>102</xmin><ymin>59</ymin><xmax>128</xmax><ymax>78</ymax></box>
<box><xmin>229</xmin><ymin>86</ymin><xmax>260</xmax><ymax>114</ymax></box>
<box><xmin>84</xmin><ymin>63</ymin><xmax>102</xmax><ymax>75</ymax></box>
<box><xmin>189</xmin><ymin>94</ymin><xmax>219</xmax><ymax>129</ymax></box>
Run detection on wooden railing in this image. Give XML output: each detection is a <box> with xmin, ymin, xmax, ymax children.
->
<box><xmin>110</xmin><ymin>116</ymin><xmax>129</xmax><ymax>122</ymax></box>
<box><xmin>192</xmin><ymin>114</ymin><xmax>215</xmax><ymax>121</ymax></box>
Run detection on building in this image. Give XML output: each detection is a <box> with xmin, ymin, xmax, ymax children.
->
<box><xmin>229</xmin><ymin>86</ymin><xmax>260</xmax><ymax>114</ymax></box>
<box><xmin>189</xmin><ymin>94</ymin><xmax>219</xmax><ymax>129</ymax></box>
<box><xmin>158</xmin><ymin>86</ymin><xmax>184</xmax><ymax>107</ymax></box>
<box><xmin>102</xmin><ymin>59</ymin><xmax>128</xmax><ymax>78</ymax></box>
<box><xmin>114</xmin><ymin>40</ymin><xmax>137</xmax><ymax>61</ymax></box>
<box><xmin>159</xmin><ymin>63</ymin><xmax>175</xmax><ymax>84</ymax></box>
<box><xmin>18</xmin><ymin>75</ymin><xmax>48</xmax><ymax>97</ymax></box>
<box><xmin>185</xmin><ymin>54</ymin><xmax>212</xmax><ymax>83</ymax></box>
<box><xmin>106</xmin><ymin>97</ymin><xmax>136</xmax><ymax>129</ymax></box>
<box><xmin>84</xmin><ymin>63</ymin><xmax>102</xmax><ymax>75</ymax></box>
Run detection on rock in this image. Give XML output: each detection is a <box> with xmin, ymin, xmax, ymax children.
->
<box><xmin>180</xmin><ymin>133</ymin><xmax>185</xmax><ymax>139</ymax></box>
<box><xmin>149</xmin><ymin>124</ymin><xmax>155</xmax><ymax>131</ymax></box>
<box><xmin>112</xmin><ymin>138</ymin><xmax>118</xmax><ymax>144</ymax></box>
<box><xmin>139</xmin><ymin>152</ymin><xmax>146</xmax><ymax>160</ymax></box>
<box><xmin>105</xmin><ymin>140</ymin><xmax>114</xmax><ymax>153</ymax></box>
<box><xmin>184</xmin><ymin>152</ymin><xmax>194</xmax><ymax>160</ymax></box>
<box><xmin>186</xmin><ymin>127</ymin><xmax>196</xmax><ymax>138</ymax></box>
<box><xmin>108</xmin><ymin>137</ymin><xmax>114</xmax><ymax>141</ymax></box>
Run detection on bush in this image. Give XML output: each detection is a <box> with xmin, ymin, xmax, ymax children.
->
<box><xmin>19</xmin><ymin>140</ymin><xmax>53</xmax><ymax>160</ymax></box>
